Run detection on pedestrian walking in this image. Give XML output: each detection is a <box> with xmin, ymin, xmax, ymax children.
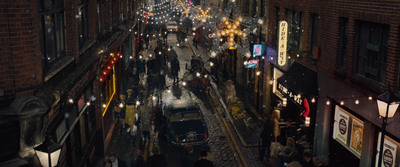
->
<box><xmin>138</xmin><ymin>57</ymin><xmax>147</xmax><ymax>87</ymax></box>
<box><xmin>225</xmin><ymin>80</ymin><xmax>236</xmax><ymax>110</ymax></box>
<box><xmin>194</xmin><ymin>150</ymin><xmax>214</xmax><ymax>167</ymax></box>
<box><xmin>171</xmin><ymin>57</ymin><xmax>180</xmax><ymax>84</ymax></box>
<box><xmin>138</xmin><ymin>102</ymin><xmax>151</xmax><ymax>150</ymax></box>
<box><xmin>125</xmin><ymin>89</ymin><xmax>137</xmax><ymax>136</ymax></box>
<box><xmin>259</xmin><ymin>114</ymin><xmax>275</xmax><ymax>160</ymax></box>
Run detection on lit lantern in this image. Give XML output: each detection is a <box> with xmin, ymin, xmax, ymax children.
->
<box><xmin>34</xmin><ymin>135</ymin><xmax>61</xmax><ymax>167</ymax></box>
<box><xmin>116</xmin><ymin>51</ymin><xmax>121</xmax><ymax>57</ymax></box>
<box><xmin>101</xmin><ymin>70</ymin><xmax>109</xmax><ymax>77</ymax></box>
<box><xmin>106</xmin><ymin>65</ymin><xmax>112</xmax><ymax>70</ymax></box>
<box><xmin>305</xmin><ymin>117</ymin><xmax>310</xmax><ymax>127</ymax></box>
<box><xmin>110</xmin><ymin>60</ymin><xmax>116</xmax><ymax>65</ymax></box>
<box><xmin>113</xmin><ymin>56</ymin><xmax>118</xmax><ymax>62</ymax></box>
<box><xmin>100</xmin><ymin>76</ymin><xmax>105</xmax><ymax>83</ymax></box>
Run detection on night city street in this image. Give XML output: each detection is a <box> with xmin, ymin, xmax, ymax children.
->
<box><xmin>2</xmin><ymin>0</ymin><xmax>400</xmax><ymax>167</ymax></box>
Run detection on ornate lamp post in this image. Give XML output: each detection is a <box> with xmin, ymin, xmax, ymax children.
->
<box><xmin>376</xmin><ymin>89</ymin><xmax>400</xmax><ymax>167</ymax></box>
<box><xmin>34</xmin><ymin>135</ymin><xmax>62</xmax><ymax>167</ymax></box>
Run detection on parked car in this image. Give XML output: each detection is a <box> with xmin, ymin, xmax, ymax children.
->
<box><xmin>163</xmin><ymin>99</ymin><xmax>209</xmax><ymax>145</ymax></box>
<box><xmin>166</xmin><ymin>20</ymin><xmax>179</xmax><ymax>32</ymax></box>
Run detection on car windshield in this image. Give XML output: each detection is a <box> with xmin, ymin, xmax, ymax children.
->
<box><xmin>170</xmin><ymin>112</ymin><xmax>201</xmax><ymax>122</ymax></box>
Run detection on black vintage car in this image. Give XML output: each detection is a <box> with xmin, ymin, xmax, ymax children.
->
<box><xmin>163</xmin><ymin>99</ymin><xmax>209</xmax><ymax>145</ymax></box>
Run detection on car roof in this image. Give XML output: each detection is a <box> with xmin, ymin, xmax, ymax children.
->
<box><xmin>167</xmin><ymin>100</ymin><xmax>199</xmax><ymax>114</ymax></box>
<box><xmin>171</xmin><ymin>99</ymin><xmax>196</xmax><ymax>109</ymax></box>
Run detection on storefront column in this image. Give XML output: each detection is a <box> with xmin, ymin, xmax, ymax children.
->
<box><xmin>360</xmin><ymin>122</ymin><xmax>375</xmax><ymax>167</ymax></box>
<box><xmin>315</xmin><ymin>92</ymin><xmax>332</xmax><ymax>157</ymax></box>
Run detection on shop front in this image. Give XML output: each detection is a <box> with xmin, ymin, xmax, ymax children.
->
<box><xmin>316</xmin><ymin>73</ymin><xmax>400</xmax><ymax>167</ymax></box>
<box><xmin>99</xmin><ymin>52</ymin><xmax>122</xmax><ymax>151</ymax></box>
<box><xmin>272</xmin><ymin>61</ymin><xmax>318</xmax><ymax>147</ymax></box>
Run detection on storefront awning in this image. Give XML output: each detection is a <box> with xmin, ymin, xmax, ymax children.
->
<box><xmin>277</xmin><ymin>61</ymin><xmax>318</xmax><ymax>98</ymax></box>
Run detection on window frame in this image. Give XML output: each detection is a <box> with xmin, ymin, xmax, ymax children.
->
<box><xmin>355</xmin><ymin>21</ymin><xmax>388</xmax><ymax>83</ymax></box>
<box><xmin>39</xmin><ymin>0</ymin><xmax>66</xmax><ymax>71</ymax></box>
<box><xmin>285</xmin><ymin>9</ymin><xmax>303</xmax><ymax>51</ymax></box>
<box><xmin>78</xmin><ymin>0</ymin><xmax>89</xmax><ymax>48</ymax></box>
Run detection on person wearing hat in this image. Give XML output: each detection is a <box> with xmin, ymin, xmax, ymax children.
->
<box><xmin>125</xmin><ymin>89</ymin><xmax>136</xmax><ymax>136</ymax></box>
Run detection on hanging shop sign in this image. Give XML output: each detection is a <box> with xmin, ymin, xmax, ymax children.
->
<box><xmin>278</xmin><ymin>21</ymin><xmax>288</xmax><ymax>66</ymax></box>
<box><xmin>253</xmin><ymin>44</ymin><xmax>263</xmax><ymax>56</ymax></box>
<box><xmin>246</xmin><ymin>59</ymin><xmax>259</xmax><ymax>68</ymax></box>
<box><xmin>266</xmin><ymin>46</ymin><xmax>277</xmax><ymax>64</ymax></box>
<box><xmin>376</xmin><ymin>133</ymin><xmax>398</xmax><ymax>167</ymax></box>
<box><xmin>333</xmin><ymin>105</ymin><xmax>364</xmax><ymax>158</ymax></box>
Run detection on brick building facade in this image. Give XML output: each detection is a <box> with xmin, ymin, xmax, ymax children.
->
<box><xmin>266</xmin><ymin>0</ymin><xmax>400</xmax><ymax>166</ymax></box>
<box><xmin>0</xmin><ymin>0</ymin><xmax>141</xmax><ymax>166</ymax></box>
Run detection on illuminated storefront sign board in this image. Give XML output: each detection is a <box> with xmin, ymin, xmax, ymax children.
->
<box><xmin>278</xmin><ymin>21</ymin><xmax>288</xmax><ymax>66</ymax></box>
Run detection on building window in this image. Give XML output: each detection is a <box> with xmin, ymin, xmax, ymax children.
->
<box><xmin>356</xmin><ymin>21</ymin><xmax>388</xmax><ymax>83</ymax></box>
<box><xmin>338</xmin><ymin>17</ymin><xmax>348</xmax><ymax>70</ymax></box>
<box><xmin>78</xmin><ymin>0</ymin><xmax>89</xmax><ymax>48</ymax></box>
<box><xmin>308</xmin><ymin>13</ymin><xmax>318</xmax><ymax>59</ymax></box>
<box><xmin>285</xmin><ymin>9</ymin><xmax>302</xmax><ymax>50</ymax></box>
<box><xmin>40</xmin><ymin>0</ymin><xmax>65</xmax><ymax>70</ymax></box>
<box><xmin>260</xmin><ymin>0</ymin><xmax>265</xmax><ymax>17</ymax></box>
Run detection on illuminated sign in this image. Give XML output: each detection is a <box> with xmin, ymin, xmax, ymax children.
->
<box><xmin>246</xmin><ymin>59</ymin><xmax>259</xmax><ymax>68</ymax></box>
<box><xmin>229</xmin><ymin>46</ymin><xmax>236</xmax><ymax>50</ymax></box>
<box><xmin>208</xmin><ymin>33</ymin><xmax>216</xmax><ymax>38</ymax></box>
<box><xmin>278</xmin><ymin>21</ymin><xmax>288</xmax><ymax>66</ymax></box>
<box><xmin>253</xmin><ymin>44</ymin><xmax>263</xmax><ymax>56</ymax></box>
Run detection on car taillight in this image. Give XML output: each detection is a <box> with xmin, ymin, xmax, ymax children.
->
<box><xmin>176</xmin><ymin>137</ymin><xmax>179</xmax><ymax>142</ymax></box>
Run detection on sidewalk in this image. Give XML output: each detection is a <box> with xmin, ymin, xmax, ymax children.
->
<box><xmin>188</xmin><ymin>36</ymin><xmax>263</xmax><ymax>147</ymax></box>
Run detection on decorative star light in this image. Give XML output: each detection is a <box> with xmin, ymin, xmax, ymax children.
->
<box><xmin>217</xmin><ymin>17</ymin><xmax>246</xmax><ymax>46</ymax></box>
<box><xmin>198</xmin><ymin>8</ymin><xmax>211</xmax><ymax>22</ymax></box>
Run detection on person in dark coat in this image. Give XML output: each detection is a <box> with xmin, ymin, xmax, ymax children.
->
<box><xmin>147</xmin><ymin>148</ymin><xmax>167</xmax><ymax>167</ymax></box>
<box><xmin>109</xmin><ymin>152</ymin><xmax>127</xmax><ymax>167</ymax></box>
<box><xmin>171</xmin><ymin>57</ymin><xmax>180</xmax><ymax>83</ymax></box>
<box><xmin>259</xmin><ymin>114</ymin><xmax>275</xmax><ymax>160</ymax></box>
<box><xmin>301</xmin><ymin>151</ymin><xmax>315</xmax><ymax>167</ymax></box>
<box><xmin>194</xmin><ymin>150</ymin><xmax>214</xmax><ymax>167</ymax></box>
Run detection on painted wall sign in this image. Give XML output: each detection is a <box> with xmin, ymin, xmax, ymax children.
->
<box><xmin>277</xmin><ymin>83</ymin><xmax>303</xmax><ymax>105</ymax></box>
<box><xmin>278</xmin><ymin>21</ymin><xmax>288</xmax><ymax>66</ymax></box>
<box><xmin>253</xmin><ymin>44</ymin><xmax>263</xmax><ymax>56</ymax></box>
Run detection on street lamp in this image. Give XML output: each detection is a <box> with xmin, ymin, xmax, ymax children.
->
<box><xmin>376</xmin><ymin>89</ymin><xmax>400</xmax><ymax>167</ymax></box>
<box><xmin>34</xmin><ymin>135</ymin><xmax>62</xmax><ymax>167</ymax></box>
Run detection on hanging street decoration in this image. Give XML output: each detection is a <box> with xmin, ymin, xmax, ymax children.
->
<box><xmin>217</xmin><ymin>17</ymin><xmax>246</xmax><ymax>46</ymax></box>
<box><xmin>208</xmin><ymin>0</ymin><xmax>263</xmax><ymax>59</ymax></box>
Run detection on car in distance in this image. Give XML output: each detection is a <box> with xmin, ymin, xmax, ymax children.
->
<box><xmin>166</xmin><ymin>20</ymin><xmax>178</xmax><ymax>32</ymax></box>
<box><xmin>163</xmin><ymin>99</ymin><xmax>209</xmax><ymax>145</ymax></box>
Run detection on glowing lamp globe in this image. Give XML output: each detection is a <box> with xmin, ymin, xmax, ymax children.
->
<box><xmin>34</xmin><ymin>135</ymin><xmax>61</xmax><ymax>167</ymax></box>
<box><xmin>376</xmin><ymin>90</ymin><xmax>400</xmax><ymax>118</ymax></box>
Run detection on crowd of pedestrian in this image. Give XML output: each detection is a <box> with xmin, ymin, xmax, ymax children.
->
<box><xmin>101</xmin><ymin>19</ymin><xmax>219</xmax><ymax>167</ymax></box>
<box><xmin>259</xmin><ymin>113</ymin><xmax>328</xmax><ymax>167</ymax></box>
